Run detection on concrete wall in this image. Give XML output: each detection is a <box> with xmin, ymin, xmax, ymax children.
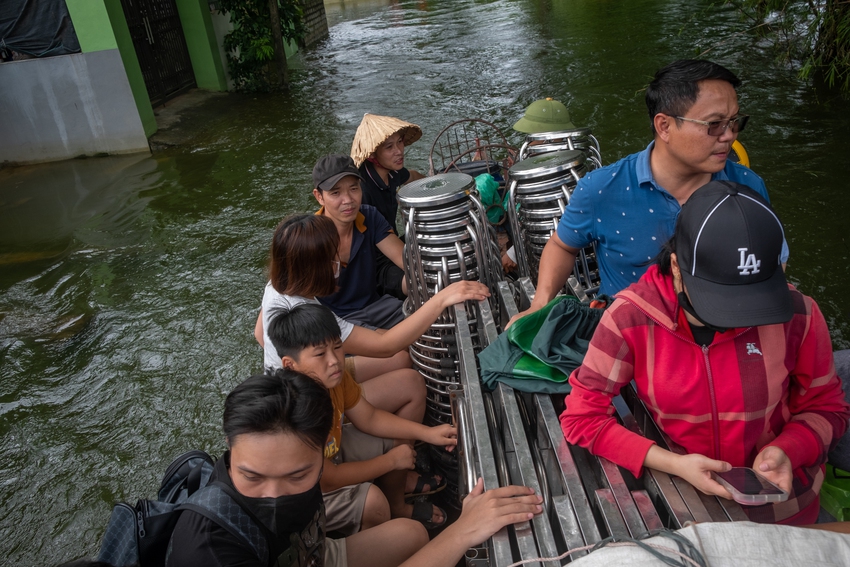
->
<box><xmin>66</xmin><ymin>0</ymin><xmax>156</xmax><ymax>138</ymax></box>
<box><xmin>302</xmin><ymin>0</ymin><xmax>329</xmax><ymax>47</ymax></box>
<box><xmin>0</xmin><ymin>0</ymin><xmax>323</xmax><ymax>165</ymax></box>
<box><xmin>0</xmin><ymin>50</ymin><xmax>150</xmax><ymax>165</ymax></box>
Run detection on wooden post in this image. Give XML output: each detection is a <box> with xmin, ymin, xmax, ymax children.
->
<box><xmin>267</xmin><ymin>0</ymin><xmax>289</xmax><ymax>89</ymax></box>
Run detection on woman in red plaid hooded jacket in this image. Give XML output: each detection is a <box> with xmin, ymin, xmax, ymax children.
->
<box><xmin>560</xmin><ymin>181</ymin><xmax>849</xmax><ymax>525</ymax></box>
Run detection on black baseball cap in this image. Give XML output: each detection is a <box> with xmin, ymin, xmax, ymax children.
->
<box><xmin>312</xmin><ymin>154</ymin><xmax>362</xmax><ymax>191</ymax></box>
<box><xmin>676</xmin><ymin>181</ymin><xmax>792</xmax><ymax>328</ymax></box>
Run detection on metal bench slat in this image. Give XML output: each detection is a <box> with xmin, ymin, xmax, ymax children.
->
<box><xmin>597</xmin><ymin>457</ymin><xmax>648</xmax><ymax>538</ymax></box>
<box><xmin>552</xmin><ymin>494</ymin><xmax>590</xmax><ymax>557</ymax></box>
<box><xmin>534</xmin><ymin>395</ymin><xmax>603</xmax><ymax>546</ymax></box>
<box><xmin>473</xmin><ymin>297</ymin><xmax>556</xmax><ymax>565</ymax></box>
<box><xmin>494</xmin><ymin>383</ymin><xmax>562</xmax><ymax>566</ymax></box>
<box><xmin>631</xmin><ymin>490</ymin><xmax>664</xmax><ymax>532</ymax></box>
<box><xmin>594</xmin><ymin>489</ymin><xmax>630</xmax><ymax>540</ymax></box>
<box><xmin>453</xmin><ymin>304</ymin><xmax>514</xmax><ymax>566</ymax></box>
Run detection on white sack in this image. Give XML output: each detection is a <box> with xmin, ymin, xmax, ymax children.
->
<box><xmin>566</xmin><ymin>522</ymin><xmax>850</xmax><ymax>567</ymax></box>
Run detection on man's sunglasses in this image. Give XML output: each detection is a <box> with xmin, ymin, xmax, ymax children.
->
<box><xmin>674</xmin><ymin>114</ymin><xmax>749</xmax><ymax>136</ymax></box>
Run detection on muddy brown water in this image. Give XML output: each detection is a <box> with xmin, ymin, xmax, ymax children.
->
<box><xmin>1</xmin><ymin>0</ymin><xmax>848</xmax><ymax>563</ymax></box>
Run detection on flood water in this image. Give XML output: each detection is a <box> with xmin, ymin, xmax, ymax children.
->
<box><xmin>2</xmin><ymin>0</ymin><xmax>849</xmax><ymax>563</ymax></box>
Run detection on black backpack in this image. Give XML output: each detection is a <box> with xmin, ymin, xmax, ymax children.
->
<box><xmin>97</xmin><ymin>450</ymin><xmax>271</xmax><ymax>567</ymax></box>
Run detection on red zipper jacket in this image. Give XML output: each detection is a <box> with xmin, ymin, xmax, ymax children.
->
<box><xmin>560</xmin><ymin>264</ymin><xmax>849</xmax><ymax>524</ymax></box>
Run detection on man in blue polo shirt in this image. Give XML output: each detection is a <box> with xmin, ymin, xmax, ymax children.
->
<box><xmin>511</xmin><ymin>59</ymin><xmax>788</xmax><ymax>324</ymax></box>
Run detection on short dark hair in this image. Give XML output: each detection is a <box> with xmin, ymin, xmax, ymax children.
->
<box><xmin>654</xmin><ymin>234</ymin><xmax>677</xmax><ymax>276</ymax></box>
<box><xmin>645</xmin><ymin>60</ymin><xmax>741</xmax><ymax>135</ymax></box>
<box><xmin>269</xmin><ymin>214</ymin><xmax>339</xmax><ymax>298</ymax></box>
<box><xmin>223</xmin><ymin>369</ymin><xmax>333</xmax><ymax>450</ymax></box>
<box><xmin>267</xmin><ymin>303</ymin><xmax>342</xmax><ymax>360</ymax></box>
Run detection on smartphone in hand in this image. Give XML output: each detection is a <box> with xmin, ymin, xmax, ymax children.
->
<box><xmin>711</xmin><ymin>467</ymin><xmax>789</xmax><ymax>505</ymax></box>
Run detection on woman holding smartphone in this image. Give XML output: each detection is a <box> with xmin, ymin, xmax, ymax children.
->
<box><xmin>560</xmin><ymin>181</ymin><xmax>849</xmax><ymax>525</ymax></box>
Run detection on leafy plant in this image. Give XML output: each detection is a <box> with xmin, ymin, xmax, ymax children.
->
<box><xmin>729</xmin><ymin>0</ymin><xmax>850</xmax><ymax>96</ymax></box>
<box><xmin>219</xmin><ymin>0</ymin><xmax>305</xmax><ymax>92</ymax></box>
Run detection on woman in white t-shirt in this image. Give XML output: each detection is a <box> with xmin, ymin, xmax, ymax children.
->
<box><xmin>254</xmin><ymin>214</ymin><xmax>489</xmax><ymax>425</ymax></box>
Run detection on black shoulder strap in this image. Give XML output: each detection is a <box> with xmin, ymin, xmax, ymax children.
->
<box><xmin>185</xmin><ymin>457</ymin><xmax>205</xmax><ymax>495</ymax></box>
<box><xmin>179</xmin><ymin>483</ymin><xmax>270</xmax><ymax>565</ymax></box>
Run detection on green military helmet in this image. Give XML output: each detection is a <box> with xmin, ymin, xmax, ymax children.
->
<box><xmin>512</xmin><ymin>98</ymin><xmax>576</xmax><ymax>133</ymax></box>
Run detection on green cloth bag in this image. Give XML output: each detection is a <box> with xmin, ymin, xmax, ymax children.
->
<box><xmin>821</xmin><ymin>464</ymin><xmax>850</xmax><ymax>521</ymax></box>
<box><xmin>474</xmin><ymin>173</ymin><xmax>509</xmax><ymax>225</ymax></box>
<box><xmin>478</xmin><ymin>295</ymin><xmax>606</xmax><ymax>394</ymax></box>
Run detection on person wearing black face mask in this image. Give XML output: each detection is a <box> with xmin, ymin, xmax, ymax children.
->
<box><xmin>166</xmin><ymin>369</ymin><xmax>545</xmax><ymax>567</ymax></box>
<box><xmin>560</xmin><ymin>181</ymin><xmax>849</xmax><ymax>526</ymax></box>
<box><xmin>165</xmin><ymin>370</ymin><xmax>429</xmax><ymax>567</ymax></box>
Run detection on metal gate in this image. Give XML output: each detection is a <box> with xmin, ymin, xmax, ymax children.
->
<box><xmin>120</xmin><ymin>0</ymin><xmax>196</xmax><ymax>107</ymax></box>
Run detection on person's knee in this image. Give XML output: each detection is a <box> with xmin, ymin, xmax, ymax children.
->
<box><xmin>361</xmin><ymin>484</ymin><xmax>391</xmax><ymax>529</ymax></box>
<box><xmin>345</xmin><ymin>518</ymin><xmax>428</xmax><ymax>567</ymax></box>
<box><xmin>401</xmin><ymin>369</ymin><xmax>425</xmax><ymax>397</ymax></box>
<box><xmin>387</xmin><ymin>518</ymin><xmax>429</xmax><ymax>550</ymax></box>
<box><xmin>400</xmin><ymin>369</ymin><xmax>426</xmax><ymax>419</ymax></box>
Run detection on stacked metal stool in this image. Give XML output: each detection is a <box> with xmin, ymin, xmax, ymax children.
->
<box><xmin>398</xmin><ymin>172</ymin><xmax>503</xmax><ymax>489</ymax></box>
<box><xmin>506</xmin><ymin>148</ymin><xmax>602</xmax><ymax>297</ymax></box>
<box><xmin>517</xmin><ymin>127</ymin><xmax>602</xmax><ymax>166</ymax></box>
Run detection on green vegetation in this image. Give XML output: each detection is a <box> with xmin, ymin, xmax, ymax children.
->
<box><xmin>730</xmin><ymin>1</ymin><xmax>850</xmax><ymax>96</ymax></box>
<box><xmin>219</xmin><ymin>0</ymin><xmax>305</xmax><ymax>92</ymax></box>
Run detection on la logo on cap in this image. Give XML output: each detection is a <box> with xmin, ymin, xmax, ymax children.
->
<box><xmin>675</xmin><ymin>180</ymin><xmax>793</xmax><ymax>329</ymax></box>
<box><xmin>737</xmin><ymin>247</ymin><xmax>761</xmax><ymax>276</ymax></box>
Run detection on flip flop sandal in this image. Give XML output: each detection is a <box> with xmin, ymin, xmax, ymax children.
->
<box><xmin>411</xmin><ymin>500</ymin><xmax>447</xmax><ymax>530</ymax></box>
<box><xmin>406</xmin><ymin>472</ymin><xmax>446</xmax><ymax>497</ymax></box>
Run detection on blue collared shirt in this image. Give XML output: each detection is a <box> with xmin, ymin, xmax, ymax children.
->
<box><xmin>317</xmin><ymin>204</ymin><xmax>393</xmax><ymax>316</ymax></box>
<box><xmin>557</xmin><ymin>141</ymin><xmax>783</xmax><ymax>296</ymax></box>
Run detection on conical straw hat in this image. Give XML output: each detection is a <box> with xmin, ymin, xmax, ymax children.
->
<box><xmin>350</xmin><ymin>113</ymin><xmax>423</xmax><ymax>167</ymax></box>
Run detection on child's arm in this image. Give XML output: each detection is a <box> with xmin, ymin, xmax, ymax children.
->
<box><xmin>320</xmin><ymin>444</ymin><xmax>415</xmax><ymax>492</ymax></box>
<box><xmin>346</xmin><ymin>398</ymin><xmax>457</xmax><ymax>448</ymax></box>
<box><xmin>342</xmin><ymin>281</ymin><xmax>489</xmax><ymax>357</ymax></box>
<box><xmin>254</xmin><ymin>309</ymin><xmax>264</xmax><ymax>347</ymax></box>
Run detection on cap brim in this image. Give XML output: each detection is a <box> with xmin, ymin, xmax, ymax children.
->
<box><xmin>318</xmin><ymin>170</ymin><xmax>362</xmax><ymax>191</ymax></box>
<box><xmin>681</xmin><ymin>267</ymin><xmax>793</xmax><ymax>328</ymax></box>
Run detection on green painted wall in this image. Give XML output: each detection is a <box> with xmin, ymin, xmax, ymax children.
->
<box><xmin>175</xmin><ymin>0</ymin><xmax>228</xmax><ymax>91</ymax></box>
<box><xmin>65</xmin><ymin>0</ymin><xmax>157</xmax><ymax>137</ymax></box>
<box><xmin>64</xmin><ymin>0</ymin><xmax>118</xmax><ymax>53</ymax></box>
<box><xmin>285</xmin><ymin>38</ymin><xmax>298</xmax><ymax>59</ymax></box>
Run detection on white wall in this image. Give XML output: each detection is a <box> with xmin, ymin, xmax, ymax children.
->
<box><xmin>0</xmin><ymin>50</ymin><xmax>150</xmax><ymax>166</ymax></box>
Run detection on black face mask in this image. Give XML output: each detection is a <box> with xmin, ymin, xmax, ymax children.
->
<box><xmin>238</xmin><ymin>477</ymin><xmax>324</xmax><ymax>538</ymax></box>
<box><xmin>677</xmin><ymin>291</ymin><xmax>728</xmax><ymax>334</ymax></box>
